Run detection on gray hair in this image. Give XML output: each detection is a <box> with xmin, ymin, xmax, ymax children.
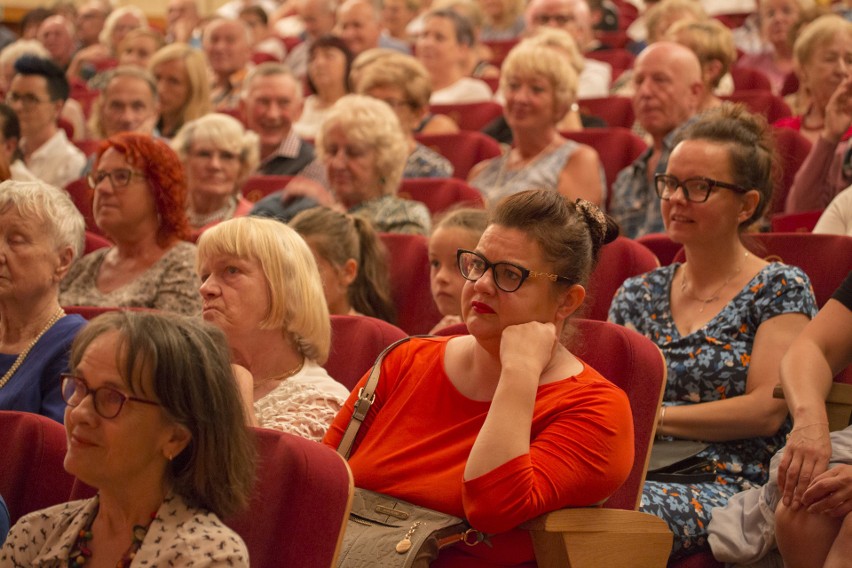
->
<box><xmin>0</xmin><ymin>179</ymin><xmax>85</xmax><ymax>259</ymax></box>
<box><xmin>99</xmin><ymin>6</ymin><xmax>148</xmax><ymax>47</ymax></box>
<box><xmin>241</xmin><ymin>62</ymin><xmax>303</xmax><ymax>103</ymax></box>
<box><xmin>0</xmin><ymin>39</ymin><xmax>50</xmax><ymax>70</ymax></box>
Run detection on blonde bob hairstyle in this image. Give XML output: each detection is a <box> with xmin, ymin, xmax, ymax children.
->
<box><xmin>196</xmin><ymin>216</ymin><xmax>331</xmax><ymax>364</ymax></box>
<box><xmin>316</xmin><ymin>94</ymin><xmax>408</xmax><ymax>198</ymax></box>
<box><xmin>148</xmin><ymin>43</ymin><xmax>212</xmax><ymax>125</ymax></box>
<box><xmin>667</xmin><ymin>19</ymin><xmax>737</xmax><ymax>89</ymax></box>
<box><xmin>500</xmin><ymin>41</ymin><xmax>578</xmax><ymax>121</ymax></box>
<box><xmin>171</xmin><ymin>113</ymin><xmax>260</xmax><ymax>191</ymax></box>
<box><xmin>354</xmin><ymin>52</ymin><xmax>435</xmax><ymax>111</ymax></box>
<box><xmin>793</xmin><ymin>14</ymin><xmax>852</xmax><ymax>70</ymax></box>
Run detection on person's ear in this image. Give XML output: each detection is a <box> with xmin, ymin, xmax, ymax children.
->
<box><xmin>163</xmin><ymin>423</ymin><xmax>192</xmax><ymax>462</ymax></box>
<box><xmin>702</xmin><ymin>59</ymin><xmax>723</xmax><ymax>87</ymax></box>
<box><xmin>738</xmin><ymin>189</ymin><xmax>761</xmax><ymax>224</ymax></box>
<box><xmin>556</xmin><ymin>283</ymin><xmax>586</xmax><ymax>321</ymax></box>
<box><xmin>339</xmin><ymin>258</ymin><xmax>358</xmax><ymax>287</ymax></box>
<box><xmin>54</xmin><ymin>245</ymin><xmax>75</xmax><ymax>282</ymax></box>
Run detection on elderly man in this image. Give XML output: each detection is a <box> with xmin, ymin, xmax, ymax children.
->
<box><xmin>203</xmin><ymin>18</ymin><xmax>253</xmax><ymax>112</ymax></box>
<box><xmin>6</xmin><ymin>56</ymin><xmax>85</xmax><ymax>187</ymax></box>
<box><xmin>609</xmin><ymin>42</ymin><xmax>703</xmax><ymax>238</ymax></box>
<box><xmin>336</xmin><ymin>0</ymin><xmax>410</xmax><ymax>56</ymax></box>
<box><xmin>525</xmin><ymin>0</ymin><xmax>611</xmax><ymax>99</ymax></box>
<box><xmin>89</xmin><ymin>66</ymin><xmax>158</xmax><ymax>140</ymax></box>
<box><xmin>284</xmin><ymin>0</ymin><xmax>338</xmax><ymax>79</ymax></box>
<box><xmin>76</xmin><ymin>0</ymin><xmax>111</xmax><ymax>48</ymax></box>
<box><xmin>36</xmin><ymin>15</ymin><xmax>77</xmax><ymax>70</ymax></box>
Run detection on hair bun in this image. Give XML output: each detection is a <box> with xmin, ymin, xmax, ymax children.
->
<box><xmin>574</xmin><ymin>199</ymin><xmax>619</xmax><ymax>249</ymax></box>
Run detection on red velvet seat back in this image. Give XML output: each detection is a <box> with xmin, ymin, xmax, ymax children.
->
<box><xmin>415</xmin><ymin>131</ymin><xmax>503</xmax><ymax>180</ymax></box>
<box><xmin>327</xmin><ymin>315</ymin><xmax>408</xmax><ymax>391</ymax></box>
<box><xmin>577</xmin><ymin>96</ymin><xmax>635</xmax><ymax>129</ymax></box>
<box><xmin>584</xmin><ymin>236</ymin><xmax>659</xmax><ymax>321</ymax></box>
<box><xmin>378</xmin><ymin>233</ymin><xmax>443</xmax><ymax>335</ymax></box>
<box><xmin>398</xmin><ymin>177</ymin><xmax>485</xmax><ymax>216</ymax></box>
<box><xmin>429</xmin><ymin>101</ymin><xmax>504</xmax><ymax>131</ymax></box>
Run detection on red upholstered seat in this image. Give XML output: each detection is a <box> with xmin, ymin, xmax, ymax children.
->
<box><xmin>378</xmin><ymin>232</ymin><xmax>443</xmax><ymax>335</ymax></box>
<box><xmin>577</xmin><ymin>96</ymin><xmax>635</xmax><ymax>129</ymax></box>
<box><xmin>241</xmin><ymin>174</ymin><xmax>294</xmax><ymax>203</ymax></box>
<box><xmin>770</xmin><ymin>210</ymin><xmax>822</xmax><ymax>233</ymax></box>
<box><xmin>636</xmin><ymin>233</ymin><xmax>683</xmax><ymax>266</ymax></box>
<box><xmin>770</xmin><ymin>127</ymin><xmax>812</xmax><ymax>215</ymax></box>
<box><xmin>84</xmin><ymin>231</ymin><xmax>111</xmax><ymax>254</ymax></box>
<box><xmin>586</xmin><ymin>48</ymin><xmax>635</xmax><ymax>81</ymax></box>
<box><xmin>65</xmin><ymin>177</ymin><xmax>99</xmax><ymax>234</ymax></box>
<box><xmin>482</xmin><ymin>38</ymin><xmax>520</xmax><ymax>67</ymax></box>
<box><xmin>415</xmin><ymin>131</ymin><xmax>503</xmax><ymax>179</ymax></box>
<box><xmin>584</xmin><ymin>236</ymin><xmax>659</xmax><ymax>321</ymax></box>
<box><xmin>326</xmin><ymin>315</ymin><xmax>407</xmax><ymax>391</ymax></box>
<box><xmin>721</xmin><ymin>91</ymin><xmax>792</xmax><ymax>123</ymax></box>
<box><xmin>0</xmin><ymin>411</ymin><xmax>75</xmax><ymax>525</ymax></box>
<box><xmin>730</xmin><ymin>66</ymin><xmax>772</xmax><ymax>92</ymax></box>
<box><xmin>429</xmin><ymin>101</ymin><xmax>504</xmax><ymax>131</ymax></box>
<box><xmin>398</xmin><ymin>177</ymin><xmax>485</xmax><ymax>215</ymax></box>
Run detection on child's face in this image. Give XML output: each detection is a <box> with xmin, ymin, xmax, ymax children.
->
<box><xmin>429</xmin><ymin>226</ymin><xmax>480</xmax><ymax>317</ymax></box>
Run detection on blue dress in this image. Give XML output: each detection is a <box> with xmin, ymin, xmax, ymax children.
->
<box><xmin>0</xmin><ymin>314</ymin><xmax>87</xmax><ymax>423</ymax></box>
<box><xmin>608</xmin><ymin>263</ymin><xmax>818</xmax><ymax>560</ymax></box>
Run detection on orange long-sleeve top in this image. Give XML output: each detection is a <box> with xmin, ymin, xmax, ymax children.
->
<box><xmin>323</xmin><ymin>336</ymin><xmax>634</xmax><ymax>567</ymax></box>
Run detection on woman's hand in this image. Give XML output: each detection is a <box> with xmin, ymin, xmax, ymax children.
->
<box><xmin>499</xmin><ymin>321</ymin><xmax>559</xmax><ymax>381</ymax></box>
<box><xmin>823</xmin><ymin>76</ymin><xmax>852</xmax><ymax>144</ymax></box>
<box><xmin>801</xmin><ymin>464</ymin><xmax>852</xmax><ymax>517</ymax></box>
<box><xmin>778</xmin><ymin>422</ymin><xmax>832</xmax><ymax>509</ymax></box>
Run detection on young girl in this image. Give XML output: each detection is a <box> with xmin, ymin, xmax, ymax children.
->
<box><xmin>290</xmin><ymin>206</ymin><xmax>396</xmax><ymax>323</ymax></box>
<box><xmin>428</xmin><ymin>207</ymin><xmax>487</xmax><ymax>333</ymax></box>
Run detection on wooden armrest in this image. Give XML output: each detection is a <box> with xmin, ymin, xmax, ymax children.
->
<box><xmin>522</xmin><ymin>509</ymin><xmax>672</xmax><ymax>568</ymax></box>
<box><xmin>773</xmin><ymin>383</ymin><xmax>852</xmax><ymax>431</ymax></box>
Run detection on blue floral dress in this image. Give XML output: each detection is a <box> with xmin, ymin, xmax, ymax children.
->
<box><xmin>608</xmin><ymin>262</ymin><xmax>817</xmax><ymax>560</ymax></box>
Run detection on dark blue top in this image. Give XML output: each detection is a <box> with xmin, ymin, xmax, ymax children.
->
<box><xmin>0</xmin><ymin>494</ymin><xmax>9</xmax><ymax>547</ymax></box>
<box><xmin>0</xmin><ymin>314</ymin><xmax>87</xmax><ymax>423</ymax></box>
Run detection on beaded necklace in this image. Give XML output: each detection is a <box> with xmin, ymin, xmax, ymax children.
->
<box><xmin>0</xmin><ymin>307</ymin><xmax>65</xmax><ymax>390</ymax></box>
<box><xmin>69</xmin><ymin>503</ymin><xmax>158</xmax><ymax>568</ymax></box>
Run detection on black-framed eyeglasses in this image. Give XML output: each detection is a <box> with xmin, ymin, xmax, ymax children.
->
<box><xmin>457</xmin><ymin>249</ymin><xmax>571</xmax><ymax>293</ymax></box>
<box><xmin>5</xmin><ymin>92</ymin><xmax>52</xmax><ymax>108</ymax></box>
<box><xmin>61</xmin><ymin>374</ymin><xmax>161</xmax><ymax>419</ymax></box>
<box><xmin>87</xmin><ymin>168</ymin><xmax>147</xmax><ymax>190</ymax></box>
<box><xmin>654</xmin><ymin>174</ymin><xmax>749</xmax><ymax>203</ymax></box>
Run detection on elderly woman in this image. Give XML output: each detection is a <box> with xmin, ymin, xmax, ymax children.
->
<box><xmin>294</xmin><ymin>35</ymin><xmax>354</xmax><ymax>140</ymax></box>
<box><xmin>416</xmin><ymin>9</ymin><xmax>493</xmax><ymax>104</ymax></box>
<box><xmin>0</xmin><ymin>180</ymin><xmax>86</xmax><ymax>423</ymax></box>
<box><xmin>67</xmin><ymin>6</ymin><xmax>148</xmax><ymax>82</ymax></box>
<box><xmin>609</xmin><ymin>104</ymin><xmax>818</xmax><ymax>561</ymax></box>
<box><xmin>60</xmin><ymin>133</ymin><xmax>200</xmax><ymax>315</ymax></box>
<box><xmin>479</xmin><ymin>0</ymin><xmax>525</xmax><ymax>41</ymax></box>
<box><xmin>171</xmin><ymin>113</ymin><xmax>259</xmax><ymax>234</ymax></box>
<box><xmin>324</xmin><ymin>189</ymin><xmax>632</xmax><ymax>567</ymax></box>
<box><xmin>667</xmin><ymin>18</ymin><xmax>738</xmax><ymax>112</ymax></box>
<box><xmin>197</xmin><ymin>216</ymin><xmax>349</xmax><ymax>440</ymax></box>
<box><xmin>290</xmin><ymin>206</ymin><xmax>396</xmax><ymax>323</ymax></box>
<box><xmin>148</xmin><ymin>44</ymin><xmax>211</xmax><ymax>139</ymax></box>
<box><xmin>737</xmin><ymin>0</ymin><xmax>807</xmax><ymax>95</ymax></box>
<box><xmin>775</xmin><ymin>15</ymin><xmax>852</xmax><ymax>144</ymax></box>
<box><xmin>469</xmin><ymin>41</ymin><xmax>605</xmax><ymax>206</ymax></box>
<box><xmin>354</xmin><ymin>52</ymin><xmax>455</xmax><ymax>177</ymax></box>
<box><xmin>0</xmin><ymin>311</ymin><xmax>255</xmax><ymax>565</ymax></box>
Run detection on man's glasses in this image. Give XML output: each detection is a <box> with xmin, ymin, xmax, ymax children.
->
<box><xmin>457</xmin><ymin>249</ymin><xmax>571</xmax><ymax>293</ymax></box>
<box><xmin>87</xmin><ymin>168</ymin><xmax>146</xmax><ymax>189</ymax></box>
<box><xmin>61</xmin><ymin>374</ymin><xmax>160</xmax><ymax>419</ymax></box>
<box><xmin>5</xmin><ymin>92</ymin><xmax>52</xmax><ymax>108</ymax></box>
<box><xmin>654</xmin><ymin>174</ymin><xmax>749</xmax><ymax>203</ymax></box>
<box><xmin>532</xmin><ymin>13</ymin><xmax>576</xmax><ymax>26</ymax></box>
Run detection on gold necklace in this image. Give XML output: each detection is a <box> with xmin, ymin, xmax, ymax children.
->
<box><xmin>253</xmin><ymin>357</ymin><xmax>306</xmax><ymax>391</ymax></box>
<box><xmin>680</xmin><ymin>252</ymin><xmax>749</xmax><ymax>313</ymax></box>
<box><xmin>0</xmin><ymin>307</ymin><xmax>66</xmax><ymax>389</ymax></box>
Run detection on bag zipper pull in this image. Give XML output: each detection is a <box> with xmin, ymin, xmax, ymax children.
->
<box><xmin>395</xmin><ymin>521</ymin><xmax>422</xmax><ymax>553</ymax></box>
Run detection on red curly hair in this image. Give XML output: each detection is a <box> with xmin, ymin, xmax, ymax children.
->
<box><xmin>96</xmin><ymin>133</ymin><xmax>190</xmax><ymax>244</ymax></box>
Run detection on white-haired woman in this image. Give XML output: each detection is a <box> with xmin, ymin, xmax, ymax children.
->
<box><xmin>197</xmin><ymin>216</ymin><xmax>349</xmax><ymax>441</ymax></box>
<box><xmin>172</xmin><ymin>113</ymin><xmax>260</xmax><ymax>236</ymax></box>
<box><xmin>0</xmin><ymin>180</ymin><xmax>86</xmax><ymax>422</ymax></box>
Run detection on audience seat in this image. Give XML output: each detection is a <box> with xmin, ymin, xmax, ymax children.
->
<box><xmin>721</xmin><ymin>91</ymin><xmax>792</xmax><ymax>124</ymax></box>
<box><xmin>561</xmin><ymin>127</ymin><xmax>647</xmax><ymax>208</ymax></box>
<box><xmin>429</xmin><ymin>101</ymin><xmax>504</xmax><ymax>131</ymax></box>
<box><xmin>378</xmin><ymin>232</ymin><xmax>443</xmax><ymax>335</ymax></box>
<box><xmin>435</xmin><ymin>321</ymin><xmax>673</xmax><ymax>566</ymax></box>
<box><xmin>584</xmin><ymin>236</ymin><xmax>659</xmax><ymax>321</ymax></box>
<box><xmin>68</xmin><ymin>78</ymin><xmax>101</xmax><ymax>118</ymax></box>
<box><xmin>780</xmin><ymin>72</ymin><xmax>799</xmax><ymax>97</ymax></box>
<box><xmin>586</xmin><ymin>49</ymin><xmax>635</xmax><ymax>81</ymax></box>
<box><xmin>415</xmin><ymin>131</ymin><xmax>503</xmax><ymax>180</ymax></box>
<box><xmin>241</xmin><ymin>175</ymin><xmax>295</xmax><ymax>203</ymax></box>
<box><xmin>326</xmin><ymin>315</ymin><xmax>407</xmax><ymax>391</ymax></box>
<box><xmin>730</xmin><ymin>67</ymin><xmax>772</xmax><ymax>92</ymax></box>
<box><xmin>70</xmin><ymin>428</ymin><xmax>354</xmax><ymax>568</ymax></box>
<box><xmin>0</xmin><ymin>411</ymin><xmax>75</xmax><ymax>526</ymax></box>
<box><xmin>770</xmin><ymin>210</ymin><xmax>822</xmax><ymax>233</ymax></box>
<box><xmin>636</xmin><ymin>233</ymin><xmax>682</xmax><ymax>266</ymax></box>
<box><xmin>714</xmin><ymin>12</ymin><xmax>751</xmax><ymax>29</ymax></box>
<box><xmin>770</xmin><ymin>127</ymin><xmax>812</xmax><ymax>215</ymax></box>
<box><xmin>577</xmin><ymin>96</ymin><xmax>635</xmax><ymax>130</ymax></box>
<box><xmin>482</xmin><ymin>38</ymin><xmax>520</xmax><ymax>67</ymax></box>
<box><xmin>84</xmin><ymin>231</ymin><xmax>111</xmax><ymax>254</ymax></box>
<box><xmin>72</xmin><ymin>138</ymin><xmax>102</xmax><ymax>156</ymax></box>
<box><xmin>65</xmin><ymin>177</ymin><xmax>99</xmax><ymax>234</ymax></box>
<box><xmin>398</xmin><ymin>177</ymin><xmax>485</xmax><ymax>216</ymax></box>
<box><xmin>594</xmin><ymin>30</ymin><xmax>630</xmax><ymax>49</ymax></box>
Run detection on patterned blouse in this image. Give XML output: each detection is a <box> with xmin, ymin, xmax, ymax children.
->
<box><xmin>609</xmin><ymin>262</ymin><xmax>818</xmax><ymax>486</ymax></box>
<box><xmin>0</xmin><ymin>493</ymin><xmax>248</xmax><ymax>566</ymax></box>
<box><xmin>404</xmin><ymin>143</ymin><xmax>454</xmax><ymax>179</ymax></box>
<box><xmin>59</xmin><ymin>241</ymin><xmax>202</xmax><ymax>316</ymax></box>
<box><xmin>349</xmin><ymin>195</ymin><xmax>431</xmax><ymax>236</ymax></box>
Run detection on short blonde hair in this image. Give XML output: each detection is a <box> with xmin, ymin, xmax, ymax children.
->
<box><xmin>525</xmin><ymin>27</ymin><xmax>585</xmax><ymax>76</ymax></box>
<box><xmin>354</xmin><ymin>52</ymin><xmax>434</xmax><ymax>111</ymax></box>
<box><xmin>794</xmin><ymin>14</ymin><xmax>852</xmax><ymax>69</ymax></box>
<box><xmin>171</xmin><ymin>113</ymin><xmax>260</xmax><ymax>191</ymax></box>
<box><xmin>500</xmin><ymin>40</ymin><xmax>578</xmax><ymax>119</ymax></box>
<box><xmin>316</xmin><ymin>94</ymin><xmax>408</xmax><ymax>197</ymax></box>
<box><xmin>148</xmin><ymin>43</ymin><xmax>212</xmax><ymax>125</ymax></box>
<box><xmin>99</xmin><ymin>6</ymin><xmax>147</xmax><ymax>49</ymax></box>
<box><xmin>0</xmin><ymin>179</ymin><xmax>85</xmax><ymax>259</ymax></box>
<box><xmin>645</xmin><ymin>0</ymin><xmax>707</xmax><ymax>44</ymax></box>
<box><xmin>196</xmin><ymin>217</ymin><xmax>331</xmax><ymax>364</ymax></box>
<box><xmin>667</xmin><ymin>19</ymin><xmax>737</xmax><ymax>89</ymax></box>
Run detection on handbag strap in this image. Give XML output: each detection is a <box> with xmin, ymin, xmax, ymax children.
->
<box><xmin>336</xmin><ymin>336</ymin><xmax>416</xmax><ymax>459</ymax></box>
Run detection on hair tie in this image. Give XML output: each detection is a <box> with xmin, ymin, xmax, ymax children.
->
<box><xmin>574</xmin><ymin>199</ymin><xmax>607</xmax><ymax>243</ymax></box>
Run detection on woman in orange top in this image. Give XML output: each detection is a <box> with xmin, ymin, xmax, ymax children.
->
<box><xmin>323</xmin><ymin>189</ymin><xmax>634</xmax><ymax>567</ymax></box>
